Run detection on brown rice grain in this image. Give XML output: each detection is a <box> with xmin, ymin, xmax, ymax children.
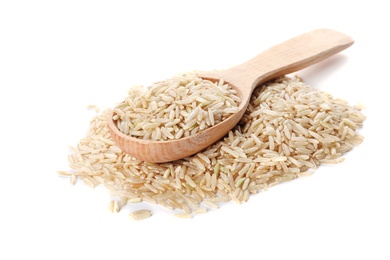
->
<box><xmin>174</xmin><ymin>213</ymin><xmax>192</xmax><ymax>219</ymax></box>
<box><xmin>60</xmin><ymin>75</ymin><xmax>365</xmax><ymax>219</ymax></box>
<box><xmin>129</xmin><ymin>210</ymin><xmax>152</xmax><ymax>220</ymax></box>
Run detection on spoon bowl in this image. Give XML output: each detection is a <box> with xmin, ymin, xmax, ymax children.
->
<box><xmin>108</xmin><ymin>29</ymin><xmax>354</xmax><ymax>162</ymax></box>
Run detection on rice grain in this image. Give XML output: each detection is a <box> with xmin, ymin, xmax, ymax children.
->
<box><xmin>60</xmin><ymin>75</ymin><xmax>365</xmax><ymax>219</ymax></box>
<box><xmin>114</xmin><ymin>73</ymin><xmax>240</xmax><ymax>141</ymax></box>
<box><xmin>129</xmin><ymin>210</ymin><xmax>152</xmax><ymax>220</ymax></box>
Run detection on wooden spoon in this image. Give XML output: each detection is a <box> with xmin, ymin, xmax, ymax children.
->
<box><xmin>108</xmin><ymin>29</ymin><xmax>354</xmax><ymax>163</ymax></box>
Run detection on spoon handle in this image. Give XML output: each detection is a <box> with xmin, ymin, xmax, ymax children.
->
<box><xmin>222</xmin><ymin>29</ymin><xmax>354</xmax><ymax>97</ymax></box>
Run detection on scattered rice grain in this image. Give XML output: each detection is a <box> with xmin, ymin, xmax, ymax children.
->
<box><xmin>174</xmin><ymin>213</ymin><xmax>192</xmax><ymax>219</ymax></box>
<box><xmin>129</xmin><ymin>210</ymin><xmax>152</xmax><ymax>220</ymax></box>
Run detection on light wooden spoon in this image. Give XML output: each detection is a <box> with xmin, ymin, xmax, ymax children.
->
<box><xmin>108</xmin><ymin>28</ymin><xmax>353</xmax><ymax>163</ymax></box>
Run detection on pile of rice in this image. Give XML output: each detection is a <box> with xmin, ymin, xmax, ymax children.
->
<box><xmin>113</xmin><ymin>73</ymin><xmax>240</xmax><ymax>141</ymax></box>
<box><xmin>58</xmin><ymin>75</ymin><xmax>365</xmax><ymax>219</ymax></box>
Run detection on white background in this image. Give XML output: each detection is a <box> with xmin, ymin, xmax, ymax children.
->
<box><xmin>1</xmin><ymin>1</ymin><xmax>389</xmax><ymax>259</ymax></box>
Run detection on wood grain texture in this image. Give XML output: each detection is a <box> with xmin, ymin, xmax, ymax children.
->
<box><xmin>108</xmin><ymin>29</ymin><xmax>354</xmax><ymax>162</ymax></box>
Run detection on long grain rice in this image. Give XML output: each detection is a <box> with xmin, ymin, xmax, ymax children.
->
<box><xmin>59</xmin><ymin>75</ymin><xmax>365</xmax><ymax>219</ymax></box>
<box><xmin>129</xmin><ymin>209</ymin><xmax>152</xmax><ymax>220</ymax></box>
<box><xmin>113</xmin><ymin>73</ymin><xmax>240</xmax><ymax>141</ymax></box>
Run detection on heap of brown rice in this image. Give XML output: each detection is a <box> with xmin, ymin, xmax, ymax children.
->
<box><xmin>113</xmin><ymin>73</ymin><xmax>240</xmax><ymax>141</ymax></box>
<box><xmin>59</xmin><ymin>75</ymin><xmax>365</xmax><ymax>219</ymax></box>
